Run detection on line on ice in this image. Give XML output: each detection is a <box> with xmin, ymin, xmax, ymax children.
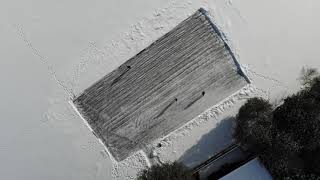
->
<box><xmin>68</xmin><ymin>100</ymin><xmax>151</xmax><ymax>167</ymax></box>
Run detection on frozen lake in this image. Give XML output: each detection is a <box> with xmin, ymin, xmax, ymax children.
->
<box><xmin>1</xmin><ymin>0</ymin><xmax>320</xmax><ymax>179</ymax></box>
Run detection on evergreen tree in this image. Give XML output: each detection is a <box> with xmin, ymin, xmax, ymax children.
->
<box><xmin>137</xmin><ymin>162</ymin><xmax>194</xmax><ymax>180</ymax></box>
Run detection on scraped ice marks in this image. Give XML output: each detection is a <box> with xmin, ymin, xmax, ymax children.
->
<box><xmin>74</xmin><ymin>8</ymin><xmax>249</xmax><ymax>161</ymax></box>
<box><xmin>67</xmin><ymin>0</ymin><xmax>198</xmax><ymax>95</ymax></box>
<box><xmin>147</xmin><ymin>85</ymin><xmax>256</xmax><ymax>164</ymax></box>
<box><xmin>152</xmin><ymin>84</ymin><xmax>255</xmax><ymax>144</ymax></box>
<box><xmin>65</xmin><ymin>0</ymin><xmax>204</xmax><ymax>97</ymax></box>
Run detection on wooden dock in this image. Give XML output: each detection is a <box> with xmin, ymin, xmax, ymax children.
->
<box><xmin>74</xmin><ymin>8</ymin><xmax>249</xmax><ymax>161</ymax></box>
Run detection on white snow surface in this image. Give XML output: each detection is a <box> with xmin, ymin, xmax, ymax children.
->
<box><xmin>1</xmin><ymin>0</ymin><xmax>320</xmax><ymax>179</ymax></box>
<box><xmin>220</xmin><ymin>158</ymin><xmax>273</xmax><ymax>180</ymax></box>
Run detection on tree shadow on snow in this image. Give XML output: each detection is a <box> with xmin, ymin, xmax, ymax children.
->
<box><xmin>178</xmin><ymin>117</ymin><xmax>235</xmax><ymax>168</ymax></box>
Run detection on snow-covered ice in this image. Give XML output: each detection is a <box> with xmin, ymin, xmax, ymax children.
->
<box><xmin>1</xmin><ymin>0</ymin><xmax>320</xmax><ymax>179</ymax></box>
<box><xmin>220</xmin><ymin>158</ymin><xmax>273</xmax><ymax>180</ymax></box>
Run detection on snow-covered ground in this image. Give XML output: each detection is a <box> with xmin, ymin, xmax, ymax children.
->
<box><xmin>1</xmin><ymin>0</ymin><xmax>320</xmax><ymax>179</ymax></box>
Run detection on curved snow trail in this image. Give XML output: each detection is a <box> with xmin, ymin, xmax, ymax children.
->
<box><xmin>12</xmin><ymin>24</ymin><xmax>75</xmax><ymax>99</ymax></box>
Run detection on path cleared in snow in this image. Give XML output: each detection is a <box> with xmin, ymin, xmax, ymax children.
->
<box><xmin>74</xmin><ymin>9</ymin><xmax>249</xmax><ymax>161</ymax></box>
